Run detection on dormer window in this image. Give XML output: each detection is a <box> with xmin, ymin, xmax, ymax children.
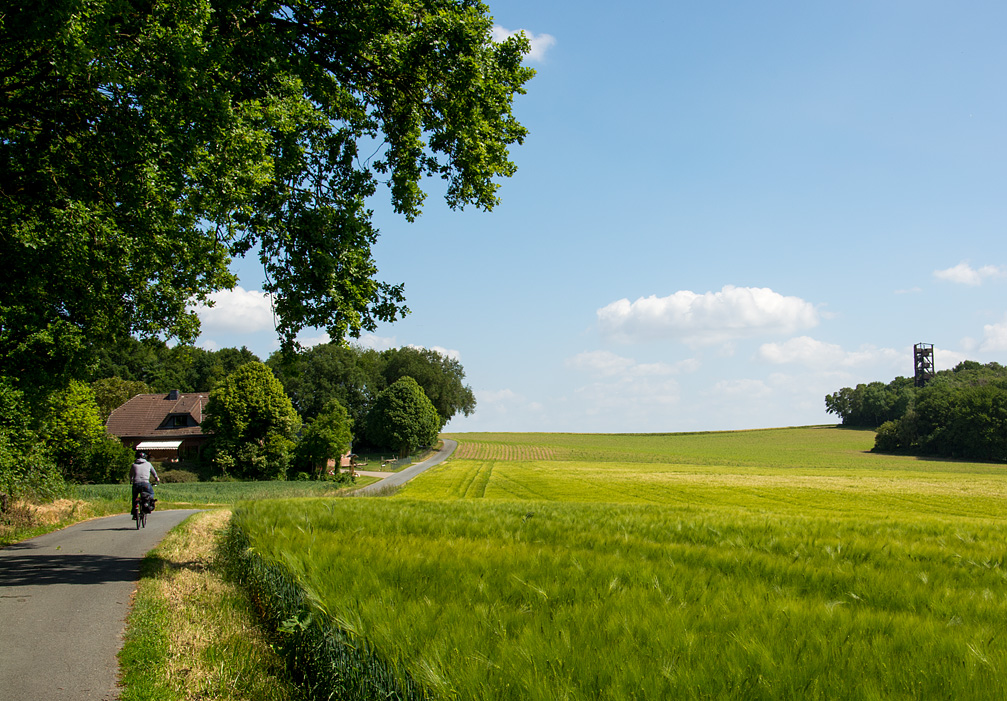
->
<box><xmin>166</xmin><ymin>413</ymin><xmax>190</xmax><ymax>428</ymax></box>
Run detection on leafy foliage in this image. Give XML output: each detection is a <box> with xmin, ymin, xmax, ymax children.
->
<box><xmin>268</xmin><ymin>344</ymin><xmax>383</xmax><ymax>426</ymax></box>
<box><xmin>379</xmin><ymin>346</ymin><xmax>475</xmax><ymax>428</ymax></box>
<box><xmin>1</xmin><ymin>0</ymin><xmax>534</xmax><ymax>392</ymax></box>
<box><xmin>91</xmin><ymin>338</ymin><xmax>261</xmax><ymax>393</ymax></box>
<box><xmin>827</xmin><ymin>361</ymin><xmax>1007</xmax><ymax>461</ymax></box>
<box><xmin>203</xmin><ymin>363</ymin><xmax>301</xmax><ymax>479</ymax></box>
<box><xmin>0</xmin><ymin>379</ymin><xmax>64</xmax><ymax>500</ymax></box>
<box><xmin>366</xmin><ymin>377</ymin><xmax>440</xmax><ymax>458</ymax></box>
<box><xmin>42</xmin><ymin>380</ymin><xmax>109</xmax><ymax>481</ymax></box>
<box><xmin>824</xmin><ymin>376</ymin><xmax>915</xmax><ymax>427</ymax></box>
<box><xmin>268</xmin><ymin>343</ymin><xmax>475</xmax><ymax>443</ymax></box>
<box><xmin>91</xmin><ymin>377</ymin><xmax>155</xmax><ymax>422</ymax></box>
<box><xmin>295</xmin><ymin>399</ymin><xmax>354</xmax><ymax>478</ymax></box>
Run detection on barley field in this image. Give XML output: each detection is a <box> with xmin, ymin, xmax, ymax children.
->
<box><xmin>232</xmin><ymin>427</ymin><xmax>1007</xmax><ymax>700</ymax></box>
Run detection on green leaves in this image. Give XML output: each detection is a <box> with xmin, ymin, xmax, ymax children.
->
<box><xmin>203</xmin><ymin>362</ymin><xmax>301</xmax><ymax>479</ymax></box>
<box><xmin>3</xmin><ymin>0</ymin><xmax>533</xmax><ymax>386</ymax></box>
<box><xmin>366</xmin><ymin>376</ymin><xmax>440</xmax><ymax>458</ymax></box>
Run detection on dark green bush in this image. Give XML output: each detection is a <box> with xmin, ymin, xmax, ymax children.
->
<box><xmin>159</xmin><ymin>469</ymin><xmax>200</xmax><ymax>483</ymax></box>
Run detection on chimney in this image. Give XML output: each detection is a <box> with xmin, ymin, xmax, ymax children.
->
<box><xmin>168</xmin><ymin>389</ymin><xmax>180</xmax><ymax>400</ymax></box>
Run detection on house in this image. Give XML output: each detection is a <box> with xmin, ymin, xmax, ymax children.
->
<box><xmin>106</xmin><ymin>390</ymin><xmax>211</xmax><ymax>462</ymax></box>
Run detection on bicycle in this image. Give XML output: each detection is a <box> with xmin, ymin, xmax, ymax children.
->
<box><xmin>132</xmin><ymin>491</ymin><xmax>156</xmax><ymax>529</ymax></box>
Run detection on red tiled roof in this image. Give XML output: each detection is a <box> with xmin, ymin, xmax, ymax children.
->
<box><xmin>106</xmin><ymin>391</ymin><xmax>210</xmax><ymax>440</ymax></box>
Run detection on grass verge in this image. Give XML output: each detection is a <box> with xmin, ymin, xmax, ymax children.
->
<box><xmin>0</xmin><ymin>496</ymin><xmax>122</xmax><ymax>548</ymax></box>
<box><xmin>118</xmin><ymin>510</ymin><xmax>300</xmax><ymax>701</ymax></box>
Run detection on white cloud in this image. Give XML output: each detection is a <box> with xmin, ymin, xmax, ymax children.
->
<box><xmin>712</xmin><ymin>378</ymin><xmax>772</xmax><ymax>399</ymax></box>
<box><xmin>980</xmin><ymin>318</ymin><xmax>1007</xmax><ymax>352</ymax></box>
<box><xmin>567</xmin><ymin>350</ymin><xmax>635</xmax><ymax>377</ymax></box>
<box><xmin>295</xmin><ymin>332</ymin><xmax>331</xmax><ymax>349</ymax></box>
<box><xmin>479</xmin><ymin>388</ymin><xmax>522</xmax><ymax>404</ymax></box>
<box><xmin>934</xmin><ymin>262</ymin><xmax>1004</xmax><ymax>286</ymax></box>
<box><xmin>759</xmin><ymin>337</ymin><xmax>902</xmax><ymax>369</ymax></box>
<box><xmin>449</xmin><ymin>388</ymin><xmax>545</xmax><ymax>431</ymax></box>
<box><xmin>193</xmin><ymin>286</ymin><xmax>274</xmax><ymax>333</ymax></box>
<box><xmin>598</xmin><ymin>285</ymin><xmax>819</xmax><ymax>346</ymax></box>
<box><xmin>567</xmin><ymin>350</ymin><xmax>696</xmax><ymax>378</ymax></box>
<box><xmin>492</xmin><ymin>25</ymin><xmax>556</xmax><ymax>62</ymax></box>
<box><xmin>355</xmin><ymin>334</ymin><xmax>398</xmax><ymax>351</ymax></box>
<box><xmin>561</xmin><ymin>350</ymin><xmax>701</xmax><ymax>427</ymax></box>
<box><xmin>407</xmin><ymin>344</ymin><xmax>462</xmax><ymax>361</ymax></box>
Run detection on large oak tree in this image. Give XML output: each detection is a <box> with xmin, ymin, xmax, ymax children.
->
<box><xmin>1</xmin><ymin>0</ymin><xmax>533</xmax><ymax>391</ymax></box>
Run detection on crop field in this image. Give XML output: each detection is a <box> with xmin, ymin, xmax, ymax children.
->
<box><xmin>232</xmin><ymin>428</ymin><xmax>1007</xmax><ymax>700</ymax></box>
<box><xmin>76</xmin><ymin>479</ymin><xmax>363</xmax><ymax>508</ymax></box>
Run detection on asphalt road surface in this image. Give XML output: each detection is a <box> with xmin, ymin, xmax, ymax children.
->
<box><xmin>354</xmin><ymin>438</ymin><xmax>457</xmax><ymax>495</ymax></box>
<box><xmin>0</xmin><ymin>508</ymin><xmax>201</xmax><ymax>700</ymax></box>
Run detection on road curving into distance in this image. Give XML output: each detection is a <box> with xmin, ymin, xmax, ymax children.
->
<box><xmin>0</xmin><ymin>440</ymin><xmax>455</xmax><ymax>699</ymax></box>
<box><xmin>0</xmin><ymin>508</ymin><xmax>202</xmax><ymax>700</ymax></box>
<box><xmin>354</xmin><ymin>438</ymin><xmax>457</xmax><ymax>495</ymax></box>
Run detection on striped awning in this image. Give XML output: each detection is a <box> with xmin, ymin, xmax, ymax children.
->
<box><xmin>135</xmin><ymin>440</ymin><xmax>183</xmax><ymax>450</ymax></box>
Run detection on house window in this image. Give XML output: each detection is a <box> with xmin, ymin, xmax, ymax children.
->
<box><xmin>169</xmin><ymin>414</ymin><xmax>188</xmax><ymax>428</ymax></box>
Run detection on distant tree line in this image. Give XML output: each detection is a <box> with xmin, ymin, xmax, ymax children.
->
<box><xmin>88</xmin><ymin>338</ymin><xmax>474</xmax><ymax>479</ymax></box>
<box><xmin>1</xmin><ymin>337</ymin><xmax>473</xmax><ymax>498</ymax></box>
<box><xmin>826</xmin><ymin>361</ymin><xmax>1007</xmax><ymax>462</ymax></box>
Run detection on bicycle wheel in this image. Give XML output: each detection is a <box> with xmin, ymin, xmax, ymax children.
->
<box><xmin>134</xmin><ymin>511</ymin><xmax>141</xmax><ymax>529</ymax></box>
<box><xmin>140</xmin><ymin>509</ymin><xmax>147</xmax><ymax>528</ymax></box>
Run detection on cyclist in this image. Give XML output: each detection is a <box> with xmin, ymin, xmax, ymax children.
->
<box><xmin>129</xmin><ymin>452</ymin><xmax>159</xmax><ymax>517</ymax></box>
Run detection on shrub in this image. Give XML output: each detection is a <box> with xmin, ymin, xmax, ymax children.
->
<box><xmin>159</xmin><ymin>469</ymin><xmax>200</xmax><ymax>483</ymax></box>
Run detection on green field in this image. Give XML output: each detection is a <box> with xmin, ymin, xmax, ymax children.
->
<box><xmin>76</xmin><ymin>478</ymin><xmax>368</xmax><ymax>508</ymax></box>
<box><xmin>231</xmin><ymin>427</ymin><xmax>1007</xmax><ymax>699</ymax></box>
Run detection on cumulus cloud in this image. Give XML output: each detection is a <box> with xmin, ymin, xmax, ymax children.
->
<box><xmin>980</xmin><ymin>318</ymin><xmax>1007</xmax><ymax>352</ymax></box>
<box><xmin>759</xmin><ymin>337</ymin><xmax>902</xmax><ymax>369</ymax></box>
<box><xmin>597</xmin><ymin>285</ymin><xmax>819</xmax><ymax>346</ymax></box>
<box><xmin>193</xmin><ymin>286</ymin><xmax>274</xmax><ymax>333</ymax></box>
<box><xmin>492</xmin><ymin>25</ymin><xmax>556</xmax><ymax>62</ymax></box>
<box><xmin>354</xmin><ymin>334</ymin><xmax>398</xmax><ymax>351</ymax></box>
<box><xmin>934</xmin><ymin>262</ymin><xmax>1005</xmax><ymax>286</ymax></box>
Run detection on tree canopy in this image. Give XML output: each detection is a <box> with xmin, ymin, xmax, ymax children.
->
<box><xmin>267</xmin><ymin>343</ymin><xmax>475</xmax><ymax>443</ymax></box>
<box><xmin>202</xmin><ymin>362</ymin><xmax>301</xmax><ymax>479</ymax></box>
<box><xmin>366</xmin><ymin>376</ymin><xmax>440</xmax><ymax>458</ymax></box>
<box><xmin>1</xmin><ymin>0</ymin><xmax>534</xmax><ymax>391</ymax></box>
<box><xmin>295</xmin><ymin>399</ymin><xmax>353</xmax><ymax>478</ymax></box>
<box><xmin>91</xmin><ymin>337</ymin><xmax>261</xmax><ymax>393</ymax></box>
<box><xmin>827</xmin><ymin>361</ymin><xmax>1007</xmax><ymax>462</ymax></box>
<box><xmin>379</xmin><ymin>346</ymin><xmax>475</xmax><ymax>427</ymax></box>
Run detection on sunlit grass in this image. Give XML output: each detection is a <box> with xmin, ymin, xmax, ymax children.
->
<box><xmin>76</xmin><ymin>478</ymin><xmax>371</xmax><ymax>508</ymax></box>
<box><xmin>230</xmin><ymin>427</ymin><xmax>1007</xmax><ymax>699</ymax></box>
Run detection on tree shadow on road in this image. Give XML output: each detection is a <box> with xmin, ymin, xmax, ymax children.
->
<box><xmin>0</xmin><ymin>552</ymin><xmax>143</xmax><ymax>587</ymax></box>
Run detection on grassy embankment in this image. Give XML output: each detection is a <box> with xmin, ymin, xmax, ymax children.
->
<box><xmin>230</xmin><ymin>427</ymin><xmax>1007</xmax><ymax>700</ymax></box>
<box><xmin>119</xmin><ymin>510</ymin><xmax>302</xmax><ymax>701</ymax></box>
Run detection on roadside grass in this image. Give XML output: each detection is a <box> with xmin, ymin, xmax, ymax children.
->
<box><xmin>228</xmin><ymin>427</ymin><xmax>1007</xmax><ymax>700</ymax></box>
<box><xmin>2</xmin><ymin>478</ymin><xmax>378</xmax><ymax>549</ymax></box>
<box><xmin>119</xmin><ymin>510</ymin><xmax>300</xmax><ymax>701</ymax></box>
<box><xmin>0</xmin><ymin>497</ymin><xmax>122</xmax><ymax>547</ymax></box>
<box><xmin>77</xmin><ymin>476</ymin><xmax>377</xmax><ymax>509</ymax></box>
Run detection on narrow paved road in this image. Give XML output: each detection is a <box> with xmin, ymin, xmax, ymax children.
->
<box><xmin>0</xmin><ymin>509</ymin><xmax>201</xmax><ymax>700</ymax></box>
<box><xmin>354</xmin><ymin>439</ymin><xmax>457</xmax><ymax>495</ymax></box>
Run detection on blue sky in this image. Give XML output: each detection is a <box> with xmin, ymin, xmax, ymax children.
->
<box><xmin>194</xmin><ymin>1</ymin><xmax>1007</xmax><ymax>433</ymax></box>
